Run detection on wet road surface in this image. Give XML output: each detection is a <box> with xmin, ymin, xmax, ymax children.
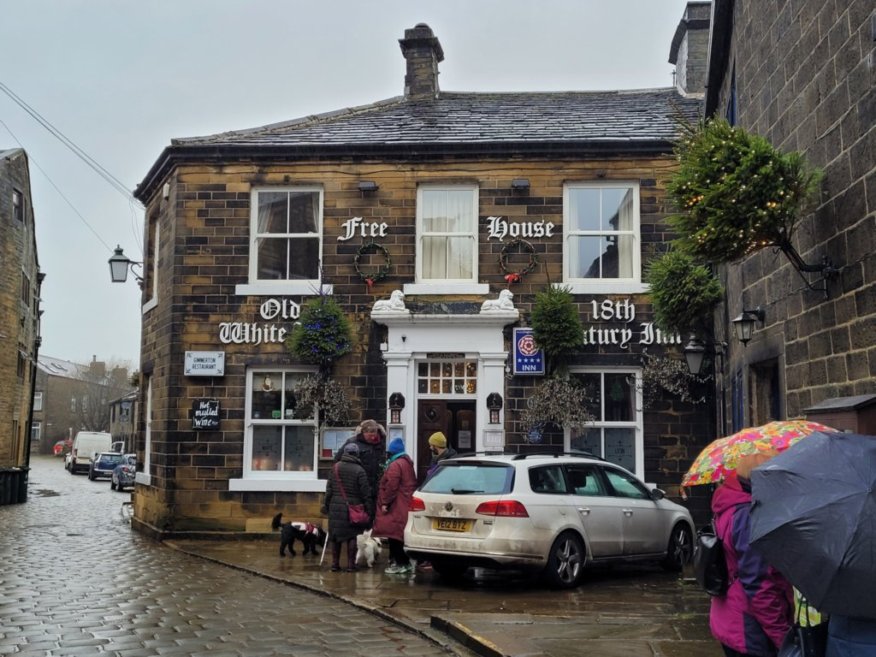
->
<box><xmin>0</xmin><ymin>455</ymin><xmax>467</xmax><ymax>657</ymax></box>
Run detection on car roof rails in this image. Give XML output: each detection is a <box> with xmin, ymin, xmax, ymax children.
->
<box><xmin>510</xmin><ymin>450</ymin><xmax>603</xmax><ymax>461</ymax></box>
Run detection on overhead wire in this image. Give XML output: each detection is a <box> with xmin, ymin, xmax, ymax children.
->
<box><xmin>0</xmin><ymin>118</ymin><xmax>115</xmax><ymax>253</ymax></box>
<box><xmin>0</xmin><ymin>80</ymin><xmax>144</xmax><ymax>256</ymax></box>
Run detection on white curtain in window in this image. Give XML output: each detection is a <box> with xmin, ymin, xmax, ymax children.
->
<box><xmin>422</xmin><ymin>189</ymin><xmax>473</xmax><ymax>280</ymax></box>
<box><xmin>617</xmin><ymin>189</ymin><xmax>634</xmax><ymax>278</ymax></box>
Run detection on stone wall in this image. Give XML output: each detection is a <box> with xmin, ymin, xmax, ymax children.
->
<box><xmin>714</xmin><ymin>0</ymin><xmax>875</xmax><ymax>419</ymax></box>
<box><xmin>133</xmin><ymin>156</ymin><xmax>716</xmax><ymax>533</ymax></box>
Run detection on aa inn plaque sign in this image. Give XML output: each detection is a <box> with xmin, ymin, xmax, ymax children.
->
<box><xmin>192</xmin><ymin>399</ymin><xmax>220</xmax><ymax>430</ymax></box>
<box><xmin>184</xmin><ymin>351</ymin><xmax>225</xmax><ymax>376</ymax></box>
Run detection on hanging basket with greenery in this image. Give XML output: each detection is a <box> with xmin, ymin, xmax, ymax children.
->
<box><xmin>520</xmin><ymin>376</ymin><xmax>594</xmax><ymax>434</ymax></box>
<box><xmin>646</xmin><ymin>250</ymin><xmax>724</xmax><ymax>336</ymax></box>
<box><xmin>286</xmin><ymin>295</ymin><xmax>353</xmax><ymax>373</ymax></box>
<box><xmin>292</xmin><ymin>374</ymin><xmax>352</xmax><ymax>427</ymax></box>
<box><xmin>668</xmin><ymin>119</ymin><xmax>821</xmax><ymax>263</ymax></box>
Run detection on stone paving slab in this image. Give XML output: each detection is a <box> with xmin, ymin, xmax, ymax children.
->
<box><xmin>169</xmin><ymin>538</ymin><xmax>721</xmax><ymax>657</ymax></box>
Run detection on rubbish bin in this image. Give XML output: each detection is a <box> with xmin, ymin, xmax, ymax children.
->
<box><xmin>0</xmin><ymin>467</ymin><xmax>29</xmax><ymax>505</ymax></box>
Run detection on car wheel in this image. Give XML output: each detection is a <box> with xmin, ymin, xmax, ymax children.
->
<box><xmin>431</xmin><ymin>559</ymin><xmax>468</xmax><ymax>581</ymax></box>
<box><xmin>661</xmin><ymin>523</ymin><xmax>693</xmax><ymax>572</ymax></box>
<box><xmin>543</xmin><ymin>531</ymin><xmax>585</xmax><ymax>589</ymax></box>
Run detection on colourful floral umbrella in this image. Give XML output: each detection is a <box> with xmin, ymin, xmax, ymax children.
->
<box><xmin>681</xmin><ymin>419</ymin><xmax>835</xmax><ymax>488</ymax></box>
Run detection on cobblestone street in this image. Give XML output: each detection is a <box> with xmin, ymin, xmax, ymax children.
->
<box><xmin>0</xmin><ymin>456</ymin><xmax>463</xmax><ymax>657</ymax></box>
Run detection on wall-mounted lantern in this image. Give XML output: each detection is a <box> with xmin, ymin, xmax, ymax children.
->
<box><xmin>108</xmin><ymin>245</ymin><xmax>143</xmax><ymax>287</ymax></box>
<box><xmin>731</xmin><ymin>307</ymin><xmax>765</xmax><ymax>345</ymax></box>
<box><xmin>486</xmin><ymin>392</ymin><xmax>503</xmax><ymax>424</ymax></box>
<box><xmin>389</xmin><ymin>392</ymin><xmax>405</xmax><ymax>424</ymax></box>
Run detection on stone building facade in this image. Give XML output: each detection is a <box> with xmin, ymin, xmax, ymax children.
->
<box><xmin>704</xmin><ymin>0</ymin><xmax>875</xmax><ymax>429</ymax></box>
<box><xmin>33</xmin><ymin>355</ymin><xmax>134</xmax><ymax>454</ymax></box>
<box><xmin>0</xmin><ymin>149</ymin><xmax>41</xmax><ymax>477</ymax></box>
<box><xmin>131</xmin><ymin>17</ymin><xmax>717</xmax><ymax>537</ymax></box>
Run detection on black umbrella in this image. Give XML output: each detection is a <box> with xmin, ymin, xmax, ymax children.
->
<box><xmin>750</xmin><ymin>430</ymin><xmax>876</xmax><ymax>619</ymax></box>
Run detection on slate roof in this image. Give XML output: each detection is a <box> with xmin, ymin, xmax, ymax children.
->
<box><xmin>136</xmin><ymin>88</ymin><xmax>701</xmax><ymax>200</ymax></box>
<box><xmin>37</xmin><ymin>355</ymin><xmax>91</xmax><ymax>381</ymax></box>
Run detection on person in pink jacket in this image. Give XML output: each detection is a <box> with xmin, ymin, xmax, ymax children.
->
<box><xmin>372</xmin><ymin>437</ymin><xmax>417</xmax><ymax>575</ymax></box>
<box><xmin>709</xmin><ymin>459</ymin><xmax>793</xmax><ymax>657</ymax></box>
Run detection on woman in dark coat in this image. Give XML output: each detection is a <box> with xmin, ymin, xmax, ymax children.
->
<box><xmin>372</xmin><ymin>437</ymin><xmax>417</xmax><ymax>575</ymax></box>
<box><xmin>335</xmin><ymin>419</ymin><xmax>385</xmax><ymax>516</ymax></box>
<box><xmin>323</xmin><ymin>442</ymin><xmax>373</xmax><ymax>572</ymax></box>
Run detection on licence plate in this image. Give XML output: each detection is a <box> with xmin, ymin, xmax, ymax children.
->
<box><xmin>433</xmin><ymin>518</ymin><xmax>471</xmax><ymax>532</ymax></box>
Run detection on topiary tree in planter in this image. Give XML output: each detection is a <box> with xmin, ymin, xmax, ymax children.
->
<box><xmin>646</xmin><ymin>249</ymin><xmax>724</xmax><ymax>337</ymax></box>
<box><xmin>668</xmin><ymin>119</ymin><xmax>821</xmax><ymax>264</ymax></box>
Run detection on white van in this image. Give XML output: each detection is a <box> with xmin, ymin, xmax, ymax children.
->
<box><xmin>67</xmin><ymin>431</ymin><xmax>113</xmax><ymax>474</ymax></box>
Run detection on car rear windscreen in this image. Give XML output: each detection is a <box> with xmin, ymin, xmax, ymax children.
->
<box><xmin>420</xmin><ymin>463</ymin><xmax>514</xmax><ymax>495</ymax></box>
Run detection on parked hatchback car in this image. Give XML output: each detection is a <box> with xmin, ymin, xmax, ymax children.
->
<box><xmin>88</xmin><ymin>451</ymin><xmax>124</xmax><ymax>481</ymax></box>
<box><xmin>404</xmin><ymin>453</ymin><xmax>694</xmax><ymax>588</ymax></box>
<box><xmin>110</xmin><ymin>454</ymin><xmax>137</xmax><ymax>491</ymax></box>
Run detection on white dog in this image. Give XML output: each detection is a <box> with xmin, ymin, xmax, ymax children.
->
<box><xmin>355</xmin><ymin>529</ymin><xmax>383</xmax><ymax>568</ymax></box>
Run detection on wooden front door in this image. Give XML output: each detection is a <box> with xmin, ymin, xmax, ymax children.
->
<box><xmin>416</xmin><ymin>400</ymin><xmax>476</xmax><ymax>485</ymax></box>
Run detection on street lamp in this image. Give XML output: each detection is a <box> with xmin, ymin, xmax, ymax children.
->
<box><xmin>683</xmin><ymin>335</ymin><xmax>707</xmax><ymax>376</ymax></box>
<box><xmin>731</xmin><ymin>307</ymin><xmax>765</xmax><ymax>345</ymax></box>
<box><xmin>108</xmin><ymin>246</ymin><xmax>143</xmax><ymax>286</ymax></box>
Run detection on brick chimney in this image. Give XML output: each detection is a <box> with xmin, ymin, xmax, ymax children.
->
<box><xmin>399</xmin><ymin>23</ymin><xmax>444</xmax><ymax>99</ymax></box>
<box><xmin>668</xmin><ymin>2</ymin><xmax>711</xmax><ymax>97</ymax></box>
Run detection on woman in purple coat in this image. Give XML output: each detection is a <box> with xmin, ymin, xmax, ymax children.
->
<box><xmin>709</xmin><ymin>456</ymin><xmax>793</xmax><ymax>657</ymax></box>
<box><xmin>372</xmin><ymin>437</ymin><xmax>417</xmax><ymax>575</ymax></box>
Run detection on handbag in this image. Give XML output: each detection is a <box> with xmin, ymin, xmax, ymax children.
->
<box><xmin>778</xmin><ymin>594</ymin><xmax>828</xmax><ymax>657</ymax></box>
<box><xmin>333</xmin><ymin>464</ymin><xmax>370</xmax><ymax>527</ymax></box>
<box><xmin>692</xmin><ymin>520</ymin><xmax>728</xmax><ymax>596</ymax></box>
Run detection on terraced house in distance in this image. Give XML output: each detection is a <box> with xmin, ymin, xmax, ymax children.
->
<box><xmin>130</xmin><ymin>6</ymin><xmax>717</xmax><ymax>537</ymax></box>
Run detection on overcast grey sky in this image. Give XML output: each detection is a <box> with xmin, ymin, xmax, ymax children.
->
<box><xmin>0</xmin><ymin>0</ymin><xmax>693</xmax><ymax>368</ymax></box>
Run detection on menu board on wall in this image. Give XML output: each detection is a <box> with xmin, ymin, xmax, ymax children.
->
<box><xmin>320</xmin><ymin>428</ymin><xmax>356</xmax><ymax>459</ymax></box>
<box><xmin>191</xmin><ymin>399</ymin><xmax>220</xmax><ymax>430</ymax></box>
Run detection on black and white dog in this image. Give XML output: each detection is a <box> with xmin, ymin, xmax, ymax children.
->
<box><xmin>271</xmin><ymin>513</ymin><xmax>326</xmax><ymax>557</ymax></box>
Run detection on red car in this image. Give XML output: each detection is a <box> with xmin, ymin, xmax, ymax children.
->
<box><xmin>53</xmin><ymin>439</ymin><xmax>72</xmax><ymax>456</ymax></box>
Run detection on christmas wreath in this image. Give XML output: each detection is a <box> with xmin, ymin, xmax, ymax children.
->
<box><xmin>499</xmin><ymin>239</ymin><xmax>538</xmax><ymax>285</ymax></box>
<box><xmin>354</xmin><ymin>241</ymin><xmax>392</xmax><ymax>288</ymax></box>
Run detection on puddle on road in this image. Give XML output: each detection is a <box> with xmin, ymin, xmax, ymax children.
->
<box><xmin>32</xmin><ymin>488</ymin><xmax>60</xmax><ymax>497</ymax></box>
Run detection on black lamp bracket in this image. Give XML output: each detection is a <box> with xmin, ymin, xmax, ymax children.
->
<box><xmin>777</xmin><ymin>240</ymin><xmax>839</xmax><ymax>297</ymax></box>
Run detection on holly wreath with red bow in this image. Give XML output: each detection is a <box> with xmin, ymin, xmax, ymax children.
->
<box><xmin>499</xmin><ymin>238</ymin><xmax>538</xmax><ymax>285</ymax></box>
<box><xmin>354</xmin><ymin>241</ymin><xmax>392</xmax><ymax>289</ymax></box>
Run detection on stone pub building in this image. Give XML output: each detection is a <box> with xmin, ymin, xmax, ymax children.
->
<box><xmin>131</xmin><ymin>16</ymin><xmax>715</xmax><ymax>537</ymax></box>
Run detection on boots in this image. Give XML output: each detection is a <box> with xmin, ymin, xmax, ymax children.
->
<box><xmin>330</xmin><ymin>540</ymin><xmax>341</xmax><ymax>572</ymax></box>
<box><xmin>345</xmin><ymin>538</ymin><xmax>358</xmax><ymax>572</ymax></box>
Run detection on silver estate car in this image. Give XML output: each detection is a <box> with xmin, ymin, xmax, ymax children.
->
<box><xmin>404</xmin><ymin>453</ymin><xmax>694</xmax><ymax>588</ymax></box>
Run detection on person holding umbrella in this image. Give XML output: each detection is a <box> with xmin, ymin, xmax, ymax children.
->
<box><xmin>748</xmin><ymin>430</ymin><xmax>876</xmax><ymax>657</ymax></box>
<box><xmin>709</xmin><ymin>452</ymin><xmax>793</xmax><ymax>656</ymax></box>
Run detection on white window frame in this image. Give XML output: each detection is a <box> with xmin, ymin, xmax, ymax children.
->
<box><xmin>235</xmin><ymin>187</ymin><xmax>332</xmax><ymax>297</ymax></box>
<box><xmin>562</xmin><ymin>182</ymin><xmax>645</xmax><ymax>294</ymax></box>
<box><xmin>33</xmin><ymin>391</ymin><xmax>43</xmax><ymax>412</ymax></box>
<box><xmin>30</xmin><ymin>421</ymin><xmax>40</xmax><ymax>442</ymax></box>
<box><xmin>142</xmin><ymin>216</ymin><xmax>159</xmax><ymax>314</ymax></box>
<box><xmin>229</xmin><ymin>367</ymin><xmax>326</xmax><ymax>492</ymax></box>
<box><xmin>405</xmin><ymin>184</ymin><xmax>487</xmax><ymax>296</ymax></box>
<box><xmin>135</xmin><ymin>376</ymin><xmax>152</xmax><ymax>487</ymax></box>
<box><xmin>565</xmin><ymin>367</ymin><xmax>644</xmax><ymax>477</ymax></box>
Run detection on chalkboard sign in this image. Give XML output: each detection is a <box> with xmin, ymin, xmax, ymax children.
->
<box><xmin>192</xmin><ymin>399</ymin><xmax>220</xmax><ymax>430</ymax></box>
